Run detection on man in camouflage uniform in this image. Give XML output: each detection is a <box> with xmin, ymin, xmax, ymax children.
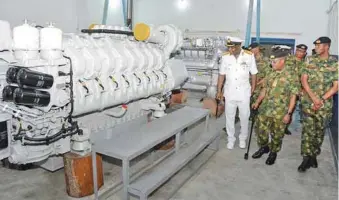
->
<box><xmin>284</xmin><ymin>44</ymin><xmax>308</xmax><ymax>135</ymax></box>
<box><xmin>298</xmin><ymin>36</ymin><xmax>338</xmax><ymax>172</ymax></box>
<box><xmin>247</xmin><ymin>42</ymin><xmax>270</xmax><ymax>105</ymax></box>
<box><xmin>251</xmin><ymin>47</ymin><xmax>299</xmax><ymax>165</ymax></box>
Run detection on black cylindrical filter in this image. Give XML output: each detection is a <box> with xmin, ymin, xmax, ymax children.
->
<box><xmin>2</xmin><ymin>85</ymin><xmax>18</xmax><ymax>101</ymax></box>
<box><xmin>6</xmin><ymin>67</ymin><xmax>20</xmax><ymax>84</ymax></box>
<box><xmin>13</xmin><ymin>88</ymin><xmax>50</xmax><ymax>107</ymax></box>
<box><xmin>17</xmin><ymin>69</ymin><xmax>54</xmax><ymax>89</ymax></box>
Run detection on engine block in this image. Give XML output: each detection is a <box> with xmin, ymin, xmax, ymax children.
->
<box><xmin>0</xmin><ymin>20</ymin><xmax>188</xmax><ymax>170</ymax></box>
<box><xmin>176</xmin><ymin>36</ymin><xmax>227</xmax><ymax>97</ymax></box>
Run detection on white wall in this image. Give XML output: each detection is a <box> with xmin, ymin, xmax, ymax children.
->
<box><xmin>133</xmin><ymin>0</ymin><xmax>332</xmax><ymax>54</ymax></box>
<box><xmin>0</xmin><ymin>0</ymin><xmax>125</xmax><ymax>33</ymax></box>
<box><xmin>0</xmin><ymin>0</ymin><xmax>335</xmax><ymax>54</ymax></box>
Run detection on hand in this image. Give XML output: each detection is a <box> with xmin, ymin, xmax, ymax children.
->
<box><xmin>312</xmin><ymin>98</ymin><xmax>323</xmax><ymax>108</ymax></box>
<box><xmin>283</xmin><ymin>114</ymin><xmax>291</xmax><ymax>124</ymax></box>
<box><xmin>312</xmin><ymin>102</ymin><xmax>324</xmax><ymax>111</ymax></box>
<box><xmin>216</xmin><ymin>92</ymin><xmax>223</xmax><ymax>101</ymax></box>
<box><xmin>252</xmin><ymin>102</ymin><xmax>259</xmax><ymax>110</ymax></box>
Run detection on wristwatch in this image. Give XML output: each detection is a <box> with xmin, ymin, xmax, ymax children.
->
<box><xmin>287</xmin><ymin>112</ymin><xmax>292</xmax><ymax>116</ymax></box>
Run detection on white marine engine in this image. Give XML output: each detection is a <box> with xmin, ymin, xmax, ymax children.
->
<box><xmin>176</xmin><ymin>36</ymin><xmax>227</xmax><ymax>98</ymax></box>
<box><xmin>0</xmin><ymin>20</ymin><xmax>188</xmax><ymax>170</ymax></box>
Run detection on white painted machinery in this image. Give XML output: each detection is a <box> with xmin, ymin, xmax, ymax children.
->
<box><xmin>0</xmin><ymin>20</ymin><xmax>188</xmax><ymax>171</ymax></box>
<box><xmin>175</xmin><ymin>36</ymin><xmax>227</xmax><ymax>98</ymax></box>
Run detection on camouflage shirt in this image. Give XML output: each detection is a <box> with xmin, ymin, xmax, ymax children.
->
<box><xmin>256</xmin><ymin>53</ymin><xmax>270</xmax><ymax>80</ymax></box>
<box><xmin>252</xmin><ymin>54</ymin><xmax>270</xmax><ymax>99</ymax></box>
<box><xmin>259</xmin><ymin>64</ymin><xmax>300</xmax><ymax>119</ymax></box>
<box><xmin>287</xmin><ymin>55</ymin><xmax>305</xmax><ymax>77</ymax></box>
<box><xmin>300</xmin><ymin>55</ymin><xmax>338</xmax><ymax>117</ymax></box>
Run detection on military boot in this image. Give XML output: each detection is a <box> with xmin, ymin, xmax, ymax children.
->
<box><xmin>252</xmin><ymin>146</ymin><xmax>269</xmax><ymax>159</ymax></box>
<box><xmin>298</xmin><ymin>156</ymin><xmax>311</xmax><ymax>172</ymax></box>
<box><xmin>265</xmin><ymin>152</ymin><xmax>277</xmax><ymax>165</ymax></box>
<box><xmin>310</xmin><ymin>156</ymin><xmax>318</xmax><ymax>168</ymax></box>
<box><xmin>285</xmin><ymin>129</ymin><xmax>292</xmax><ymax>135</ymax></box>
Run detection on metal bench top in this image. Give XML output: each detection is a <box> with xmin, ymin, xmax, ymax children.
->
<box><xmin>92</xmin><ymin>106</ymin><xmax>209</xmax><ymax>160</ymax></box>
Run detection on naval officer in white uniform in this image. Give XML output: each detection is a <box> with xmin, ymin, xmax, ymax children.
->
<box><xmin>216</xmin><ymin>37</ymin><xmax>258</xmax><ymax>149</ymax></box>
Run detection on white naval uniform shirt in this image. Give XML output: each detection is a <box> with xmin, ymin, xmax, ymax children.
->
<box><xmin>219</xmin><ymin>50</ymin><xmax>258</xmax><ymax>101</ymax></box>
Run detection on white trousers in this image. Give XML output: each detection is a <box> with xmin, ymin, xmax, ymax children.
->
<box><xmin>225</xmin><ymin>98</ymin><xmax>250</xmax><ymax>143</ymax></box>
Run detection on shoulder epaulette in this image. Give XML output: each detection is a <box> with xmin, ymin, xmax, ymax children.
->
<box><xmin>329</xmin><ymin>55</ymin><xmax>338</xmax><ymax>62</ymax></box>
<box><xmin>243</xmin><ymin>50</ymin><xmax>253</xmax><ymax>55</ymax></box>
<box><xmin>223</xmin><ymin>51</ymin><xmax>230</xmax><ymax>56</ymax></box>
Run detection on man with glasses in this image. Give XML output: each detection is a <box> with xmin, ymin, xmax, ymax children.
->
<box><xmin>251</xmin><ymin>47</ymin><xmax>299</xmax><ymax>165</ymax></box>
<box><xmin>216</xmin><ymin>37</ymin><xmax>258</xmax><ymax>150</ymax></box>
<box><xmin>298</xmin><ymin>36</ymin><xmax>338</xmax><ymax>172</ymax></box>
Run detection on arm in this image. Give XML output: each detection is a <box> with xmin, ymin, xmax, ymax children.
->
<box><xmin>287</xmin><ymin>95</ymin><xmax>297</xmax><ymax>114</ymax></box>
<box><xmin>322</xmin><ymin>81</ymin><xmax>338</xmax><ymax>100</ymax></box>
<box><xmin>216</xmin><ymin>56</ymin><xmax>226</xmax><ymax>100</ymax></box>
<box><xmin>251</xmin><ymin>74</ymin><xmax>257</xmax><ymax>94</ymax></box>
<box><xmin>252</xmin><ymin>87</ymin><xmax>266</xmax><ymax>109</ymax></box>
<box><xmin>250</xmin><ymin>54</ymin><xmax>258</xmax><ymax>94</ymax></box>
<box><xmin>283</xmin><ymin>74</ymin><xmax>300</xmax><ymax>123</ymax></box>
<box><xmin>217</xmin><ymin>75</ymin><xmax>225</xmax><ymax>93</ymax></box>
<box><xmin>301</xmin><ymin>74</ymin><xmax>322</xmax><ymax>106</ymax></box>
<box><xmin>256</xmin><ymin>78</ymin><xmax>265</xmax><ymax>86</ymax></box>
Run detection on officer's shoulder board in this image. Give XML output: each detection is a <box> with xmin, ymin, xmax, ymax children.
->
<box><xmin>243</xmin><ymin>50</ymin><xmax>253</xmax><ymax>55</ymax></box>
<box><xmin>223</xmin><ymin>51</ymin><xmax>231</xmax><ymax>56</ymax></box>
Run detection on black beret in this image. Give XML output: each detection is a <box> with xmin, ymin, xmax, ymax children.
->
<box><xmin>296</xmin><ymin>44</ymin><xmax>308</xmax><ymax>50</ymax></box>
<box><xmin>270</xmin><ymin>48</ymin><xmax>290</xmax><ymax>59</ymax></box>
<box><xmin>242</xmin><ymin>46</ymin><xmax>249</xmax><ymax>50</ymax></box>
<box><xmin>248</xmin><ymin>42</ymin><xmax>259</xmax><ymax>50</ymax></box>
<box><xmin>313</xmin><ymin>36</ymin><xmax>331</xmax><ymax>44</ymax></box>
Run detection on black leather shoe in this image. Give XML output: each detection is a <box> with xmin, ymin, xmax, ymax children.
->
<box><xmin>252</xmin><ymin>146</ymin><xmax>269</xmax><ymax>159</ymax></box>
<box><xmin>265</xmin><ymin>152</ymin><xmax>277</xmax><ymax>165</ymax></box>
<box><xmin>298</xmin><ymin>156</ymin><xmax>311</xmax><ymax>172</ymax></box>
<box><xmin>315</xmin><ymin>148</ymin><xmax>321</xmax><ymax>156</ymax></box>
<box><xmin>310</xmin><ymin>156</ymin><xmax>318</xmax><ymax>168</ymax></box>
<box><xmin>285</xmin><ymin>129</ymin><xmax>292</xmax><ymax>135</ymax></box>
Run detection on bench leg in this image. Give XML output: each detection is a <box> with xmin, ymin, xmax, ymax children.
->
<box><xmin>175</xmin><ymin>132</ymin><xmax>181</xmax><ymax>152</ymax></box>
<box><xmin>204</xmin><ymin>115</ymin><xmax>210</xmax><ymax>133</ymax></box>
<box><xmin>122</xmin><ymin>159</ymin><xmax>130</xmax><ymax>200</ymax></box>
<box><xmin>208</xmin><ymin>134</ymin><xmax>221</xmax><ymax>151</ymax></box>
<box><xmin>140</xmin><ymin>193</ymin><xmax>148</xmax><ymax>200</ymax></box>
<box><xmin>92</xmin><ymin>147</ymin><xmax>99</xmax><ymax>200</ymax></box>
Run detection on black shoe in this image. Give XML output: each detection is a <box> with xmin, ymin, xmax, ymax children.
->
<box><xmin>315</xmin><ymin>148</ymin><xmax>321</xmax><ymax>156</ymax></box>
<box><xmin>265</xmin><ymin>152</ymin><xmax>277</xmax><ymax>165</ymax></box>
<box><xmin>222</xmin><ymin>127</ymin><xmax>226</xmax><ymax>132</ymax></box>
<box><xmin>252</xmin><ymin>146</ymin><xmax>269</xmax><ymax>159</ymax></box>
<box><xmin>298</xmin><ymin>156</ymin><xmax>311</xmax><ymax>172</ymax></box>
<box><xmin>310</xmin><ymin>156</ymin><xmax>318</xmax><ymax>168</ymax></box>
<box><xmin>285</xmin><ymin>129</ymin><xmax>292</xmax><ymax>135</ymax></box>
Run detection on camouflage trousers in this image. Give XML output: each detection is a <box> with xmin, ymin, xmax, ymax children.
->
<box><xmin>301</xmin><ymin>113</ymin><xmax>328</xmax><ymax>156</ymax></box>
<box><xmin>255</xmin><ymin>115</ymin><xmax>287</xmax><ymax>153</ymax></box>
